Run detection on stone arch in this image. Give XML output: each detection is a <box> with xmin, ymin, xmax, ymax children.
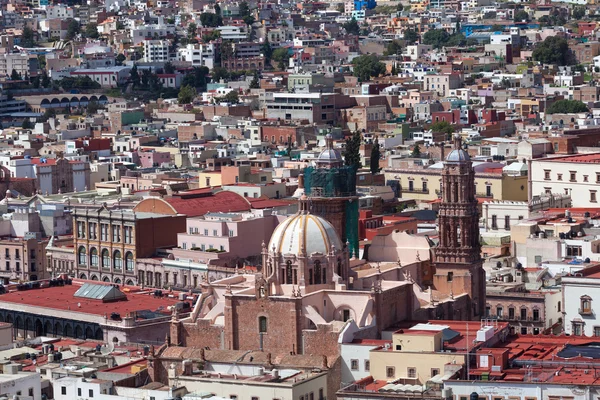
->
<box><xmin>102</xmin><ymin>276</ymin><xmax>110</xmax><ymax>282</ymax></box>
<box><xmin>5</xmin><ymin>314</ymin><xmax>12</xmax><ymax>325</ymax></box>
<box><xmin>0</xmin><ymin>314</ymin><xmax>4</xmax><ymax>323</ymax></box>
<box><xmin>44</xmin><ymin>320</ymin><xmax>52</xmax><ymax>336</ymax></box>
<box><xmin>90</xmin><ymin>95</ymin><xmax>99</xmax><ymax>102</ymax></box>
<box><xmin>91</xmin><ymin>274</ymin><xmax>99</xmax><ymax>281</ymax></box>
<box><xmin>30</xmin><ymin>275</ymin><xmax>37</xmax><ymax>281</ymax></box>
<box><xmin>333</xmin><ymin>304</ymin><xmax>357</xmax><ymax>322</ymax></box>
<box><xmin>78</xmin><ymin>246</ymin><xmax>87</xmax><ymax>266</ymax></box>
<box><xmin>50</xmin><ymin>98</ymin><xmax>60</xmax><ymax>107</ymax></box>
<box><xmin>34</xmin><ymin>319</ymin><xmax>43</xmax><ymax>337</ymax></box>
<box><xmin>125</xmin><ymin>251</ymin><xmax>134</xmax><ymax>271</ymax></box>
<box><xmin>60</xmin><ymin>97</ymin><xmax>70</xmax><ymax>107</ymax></box>
<box><xmin>113</xmin><ymin>250</ymin><xmax>122</xmax><ymax>270</ymax></box>
<box><xmin>99</xmin><ymin>95</ymin><xmax>108</xmax><ymax>104</ymax></box>
<box><xmin>79</xmin><ymin>273</ymin><xmax>87</xmax><ymax>280</ymax></box>
<box><xmin>70</xmin><ymin>97</ymin><xmax>79</xmax><ymax>107</ymax></box>
<box><xmin>95</xmin><ymin>328</ymin><xmax>103</xmax><ymax>340</ymax></box>
<box><xmin>41</xmin><ymin>98</ymin><xmax>50</xmax><ymax>107</ymax></box>
<box><xmin>90</xmin><ymin>247</ymin><xmax>98</xmax><ymax>268</ymax></box>
<box><xmin>85</xmin><ymin>326</ymin><xmax>93</xmax><ymax>339</ymax></box>
<box><xmin>101</xmin><ymin>248</ymin><xmax>110</xmax><ymax>268</ymax></box>
<box><xmin>114</xmin><ymin>278</ymin><xmax>122</xmax><ymax>284</ymax></box>
<box><xmin>125</xmin><ymin>279</ymin><xmax>134</xmax><ymax>285</ymax></box>
<box><xmin>25</xmin><ymin>317</ymin><xmax>33</xmax><ymax>335</ymax></box>
<box><xmin>54</xmin><ymin>321</ymin><xmax>62</xmax><ymax>336</ymax></box>
<box><xmin>64</xmin><ymin>324</ymin><xmax>73</xmax><ymax>337</ymax></box>
<box><xmin>75</xmin><ymin>324</ymin><xmax>84</xmax><ymax>339</ymax></box>
<box><xmin>80</xmin><ymin>96</ymin><xmax>89</xmax><ymax>105</ymax></box>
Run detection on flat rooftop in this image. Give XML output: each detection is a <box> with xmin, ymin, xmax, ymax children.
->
<box><xmin>0</xmin><ymin>283</ymin><xmax>179</xmax><ymax>319</ymax></box>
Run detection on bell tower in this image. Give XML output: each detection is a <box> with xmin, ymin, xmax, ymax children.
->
<box><xmin>433</xmin><ymin>135</ymin><xmax>485</xmax><ymax>320</ymax></box>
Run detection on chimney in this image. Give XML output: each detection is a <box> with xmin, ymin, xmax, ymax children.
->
<box><xmin>440</xmin><ymin>142</ymin><xmax>445</xmax><ymax>161</ymax></box>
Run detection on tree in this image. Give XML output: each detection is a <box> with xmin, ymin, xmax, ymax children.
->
<box><xmin>370</xmin><ymin>137</ymin><xmax>381</xmax><ymax>174</ymax></box>
<box><xmin>384</xmin><ymin>40</ymin><xmax>402</xmax><ymax>56</ymax></box>
<box><xmin>239</xmin><ymin>1</ymin><xmax>250</xmax><ymax>17</ymax></box>
<box><xmin>336</xmin><ymin>3</ymin><xmax>345</xmax><ymax>13</ymax></box>
<box><xmin>202</xmin><ymin>30</ymin><xmax>221</xmax><ymax>42</ymax></box>
<box><xmin>430</xmin><ymin>120</ymin><xmax>455</xmax><ymax>136</ymax></box>
<box><xmin>65</xmin><ymin>19</ymin><xmax>80</xmax><ymax>41</ymax></box>
<box><xmin>164</xmin><ymin>62</ymin><xmax>175</xmax><ymax>74</ymax></box>
<box><xmin>21</xmin><ymin>27</ymin><xmax>35</xmax><ymax>48</ymax></box>
<box><xmin>261</xmin><ymin>39</ymin><xmax>273</xmax><ymax>63</ymax></box>
<box><xmin>187</xmin><ymin>22</ymin><xmax>197</xmax><ymax>39</ymax></box>
<box><xmin>352</xmin><ymin>54</ymin><xmax>386</xmax><ymax>82</ymax></box>
<box><xmin>85</xmin><ymin>23</ymin><xmax>99</xmax><ymax>39</ymax></box>
<box><xmin>221</xmin><ymin>40</ymin><xmax>236</xmax><ymax>60</ymax></box>
<box><xmin>411</xmin><ymin>143</ymin><xmax>421</xmax><ymax>158</ymax></box>
<box><xmin>491</xmin><ymin>24</ymin><xmax>503</xmax><ymax>32</ymax></box>
<box><xmin>344</xmin><ymin>130</ymin><xmax>362</xmax><ymax>169</ymax></box>
<box><xmin>403</xmin><ymin>29</ymin><xmax>419</xmax><ymax>44</ymax></box>
<box><xmin>130</xmin><ymin>65</ymin><xmax>140</xmax><ymax>88</ymax></box>
<box><xmin>532</xmin><ymin>36</ymin><xmax>572</xmax><ymax>66</ymax></box>
<box><xmin>21</xmin><ymin>119</ymin><xmax>33</xmax><ymax>129</ymax></box>
<box><xmin>86</xmin><ymin>101</ymin><xmax>103</xmax><ymax>115</ymax></box>
<box><xmin>200</xmin><ymin>13</ymin><xmax>222</xmax><ymax>27</ymax></box>
<box><xmin>514</xmin><ymin>10</ymin><xmax>530</xmax><ymax>22</ymax></box>
<box><xmin>224</xmin><ymin>90</ymin><xmax>239</xmax><ymax>103</ymax></box>
<box><xmin>249</xmin><ymin>70</ymin><xmax>260</xmax><ymax>89</ymax></box>
<box><xmin>272</xmin><ymin>47</ymin><xmax>290</xmax><ymax>70</ymax></box>
<box><xmin>178</xmin><ymin>84</ymin><xmax>197</xmax><ymax>104</ymax></box>
<box><xmin>343</xmin><ymin>18</ymin><xmax>360</xmax><ymax>35</ymax></box>
<box><xmin>214</xmin><ymin>3</ymin><xmax>221</xmax><ymax>15</ymax></box>
<box><xmin>32</xmin><ymin>75</ymin><xmax>40</xmax><ymax>89</ymax></box>
<box><xmin>573</xmin><ymin>6</ymin><xmax>586</xmax><ymax>19</ymax></box>
<box><xmin>41</xmin><ymin>71</ymin><xmax>50</xmax><ymax>88</ymax></box>
<box><xmin>10</xmin><ymin>69</ymin><xmax>21</xmax><ymax>81</ymax></box>
<box><xmin>423</xmin><ymin>29</ymin><xmax>450</xmax><ymax>48</ymax></box>
<box><xmin>182</xmin><ymin>66</ymin><xmax>210</xmax><ymax>89</ymax></box>
<box><xmin>243</xmin><ymin>15</ymin><xmax>255</xmax><ymax>26</ymax></box>
<box><xmin>116</xmin><ymin>54</ymin><xmax>126</xmax><ymax>66</ymax></box>
<box><xmin>212</xmin><ymin>66</ymin><xmax>229</xmax><ymax>82</ymax></box>
<box><xmin>545</xmin><ymin>99</ymin><xmax>589</xmax><ymax>114</ymax></box>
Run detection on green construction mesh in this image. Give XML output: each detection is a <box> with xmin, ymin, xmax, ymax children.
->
<box><xmin>303</xmin><ymin>166</ymin><xmax>357</xmax><ymax>197</ymax></box>
<box><xmin>345</xmin><ymin>199</ymin><xmax>359</xmax><ymax>258</ymax></box>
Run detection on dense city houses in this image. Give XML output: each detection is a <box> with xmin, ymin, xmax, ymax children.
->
<box><xmin>2</xmin><ymin>0</ymin><xmax>600</xmax><ymax>399</ymax></box>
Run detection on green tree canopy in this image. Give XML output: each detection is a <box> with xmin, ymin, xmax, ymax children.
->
<box><xmin>10</xmin><ymin>69</ymin><xmax>21</xmax><ymax>81</ymax></box>
<box><xmin>116</xmin><ymin>54</ymin><xmax>126</xmax><ymax>66</ymax></box>
<box><xmin>423</xmin><ymin>29</ymin><xmax>450</xmax><ymax>48</ymax></box>
<box><xmin>65</xmin><ymin>19</ymin><xmax>80</xmax><ymax>41</ymax></box>
<box><xmin>411</xmin><ymin>143</ymin><xmax>421</xmax><ymax>158</ymax></box>
<box><xmin>573</xmin><ymin>6</ymin><xmax>586</xmax><ymax>19</ymax></box>
<box><xmin>532</xmin><ymin>36</ymin><xmax>572</xmax><ymax>66</ymax></box>
<box><xmin>272</xmin><ymin>47</ymin><xmax>290</xmax><ymax>70</ymax></box>
<box><xmin>545</xmin><ymin>99</ymin><xmax>589</xmax><ymax>114</ymax></box>
<box><xmin>85</xmin><ymin>23</ymin><xmax>99</xmax><ymax>39</ymax></box>
<box><xmin>239</xmin><ymin>1</ymin><xmax>250</xmax><ymax>17</ymax></box>
<box><xmin>384</xmin><ymin>40</ymin><xmax>402</xmax><ymax>56</ymax></box>
<box><xmin>21</xmin><ymin>27</ymin><xmax>35</xmax><ymax>48</ymax></box>
<box><xmin>403</xmin><ymin>29</ymin><xmax>419</xmax><ymax>44</ymax></box>
<box><xmin>344</xmin><ymin>130</ymin><xmax>362</xmax><ymax>170</ymax></box>
<box><xmin>21</xmin><ymin>119</ymin><xmax>33</xmax><ymax>130</ymax></box>
<box><xmin>182</xmin><ymin>66</ymin><xmax>210</xmax><ymax>89</ymax></box>
<box><xmin>370</xmin><ymin>137</ymin><xmax>381</xmax><ymax>174</ymax></box>
<box><xmin>249</xmin><ymin>70</ymin><xmax>260</xmax><ymax>89</ymax></box>
<box><xmin>352</xmin><ymin>54</ymin><xmax>386</xmax><ymax>82</ymax></box>
<box><xmin>430</xmin><ymin>120</ymin><xmax>455</xmax><ymax>135</ymax></box>
<box><xmin>514</xmin><ymin>10</ymin><xmax>530</xmax><ymax>22</ymax></box>
<box><xmin>222</xmin><ymin>90</ymin><xmax>239</xmax><ymax>104</ymax></box>
<box><xmin>187</xmin><ymin>22</ymin><xmax>198</xmax><ymax>39</ymax></box>
<box><xmin>178</xmin><ymin>84</ymin><xmax>197</xmax><ymax>104</ymax></box>
<box><xmin>200</xmin><ymin>13</ymin><xmax>222</xmax><ymax>27</ymax></box>
<box><xmin>130</xmin><ymin>65</ymin><xmax>140</xmax><ymax>88</ymax></box>
<box><xmin>343</xmin><ymin>18</ymin><xmax>360</xmax><ymax>35</ymax></box>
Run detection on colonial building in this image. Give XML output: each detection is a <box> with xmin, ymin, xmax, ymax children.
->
<box><xmin>31</xmin><ymin>156</ymin><xmax>91</xmax><ymax>195</ymax></box>
<box><xmin>72</xmin><ymin>206</ymin><xmax>186</xmax><ymax>284</ymax></box>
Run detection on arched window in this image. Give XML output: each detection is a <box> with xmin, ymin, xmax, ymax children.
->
<box><xmin>78</xmin><ymin>246</ymin><xmax>87</xmax><ymax>266</ymax></box>
<box><xmin>125</xmin><ymin>252</ymin><xmax>134</xmax><ymax>271</ymax></box>
<box><xmin>558</xmin><ymin>301</ymin><xmax>562</xmax><ymax>312</ymax></box>
<box><xmin>101</xmin><ymin>249</ymin><xmax>110</xmax><ymax>268</ymax></box>
<box><xmin>114</xmin><ymin>250</ymin><xmax>122</xmax><ymax>270</ymax></box>
<box><xmin>258</xmin><ymin>316</ymin><xmax>267</xmax><ymax>333</ymax></box>
<box><xmin>90</xmin><ymin>248</ymin><xmax>98</xmax><ymax>268</ymax></box>
<box><xmin>337</xmin><ymin>258</ymin><xmax>342</xmax><ymax>277</ymax></box>
<box><xmin>314</xmin><ymin>261</ymin><xmax>322</xmax><ymax>285</ymax></box>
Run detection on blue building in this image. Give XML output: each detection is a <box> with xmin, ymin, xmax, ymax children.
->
<box><xmin>354</xmin><ymin>0</ymin><xmax>376</xmax><ymax>11</ymax></box>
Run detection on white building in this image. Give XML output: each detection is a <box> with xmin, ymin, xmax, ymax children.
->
<box><xmin>0</xmin><ymin>364</ymin><xmax>42</xmax><ymax>400</ymax></box>
<box><xmin>142</xmin><ymin>39</ymin><xmax>170</xmax><ymax>62</ymax></box>
<box><xmin>70</xmin><ymin>67</ymin><xmax>131</xmax><ymax>88</ymax></box>
<box><xmin>340</xmin><ymin>338</ymin><xmax>380</xmax><ymax>384</ymax></box>
<box><xmin>562</xmin><ymin>265</ymin><xmax>600</xmax><ymax>336</ymax></box>
<box><xmin>54</xmin><ymin>376</ymin><xmax>186</xmax><ymax>400</ymax></box>
<box><xmin>216</xmin><ymin>25</ymin><xmax>248</xmax><ymax>41</ymax></box>
<box><xmin>178</xmin><ymin>43</ymin><xmax>215</xmax><ymax>69</ymax></box>
<box><xmin>531</xmin><ymin>153</ymin><xmax>600</xmax><ymax>208</ymax></box>
<box><xmin>130</xmin><ymin>23</ymin><xmax>175</xmax><ymax>46</ymax></box>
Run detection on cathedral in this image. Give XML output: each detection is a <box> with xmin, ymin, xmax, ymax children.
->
<box><xmin>162</xmin><ymin>134</ymin><xmax>485</xmax><ymax>377</ymax></box>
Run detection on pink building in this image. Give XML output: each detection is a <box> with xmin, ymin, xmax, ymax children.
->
<box><xmin>177</xmin><ymin>210</ymin><xmax>282</xmax><ymax>259</ymax></box>
<box><xmin>136</xmin><ymin>150</ymin><xmax>171</xmax><ymax>168</ymax></box>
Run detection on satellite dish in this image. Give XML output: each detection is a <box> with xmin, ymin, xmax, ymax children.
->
<box><xmin>100</xmin><ymin>342</ymin><xmax>115</xmax><ymax>355</ymax></box>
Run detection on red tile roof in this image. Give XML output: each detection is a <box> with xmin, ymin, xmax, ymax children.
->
<box><xmin>542</xmin><ymin>153</ymin><xmax>600</xmax><ymax>164</ymax></box>
<box><xmin>165</xmin><ymin>191</ymin><xmax>251</xmax><ymax>217</ymax></box>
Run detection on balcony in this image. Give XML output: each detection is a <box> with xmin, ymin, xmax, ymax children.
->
<box><xmin>579</xmin><ymin>308</ymin><xmax>594</xmax><ymax>316</ymax></box>
<box><xmin>476</xmin><ymin>192</ymin><xmax>494</xmax><ymax>198</ymax></box>
<box><xmin>400</xmin><ymin>186</ymin><xmax>429</xmax><ymax>194</ymax></box>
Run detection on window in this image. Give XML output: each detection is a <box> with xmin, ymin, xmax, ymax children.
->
<box><xmin>90</xmin><ymin>248</ymin><xmax>98</xmax><ymax>267</ymax></box>
<box><xmin>580</xmin><ymin>295</ymin><xmax>592</xmax><ymax>314</ymax></box>
<box><xmin>491</xmin><ymin>215</ymin><xmax>497</xmax><ymax>230</ymax></box>
<box><xmin>521</xmin><ymin>327</ymin><xmax>528</xmax><ymax>334</ymax></box>
<box><xmin>112</xmin><ymin>225</ymin><xmax>121</xmax><ymax>242</ymax></box>
<box><xmin>407</xmin><ymin>367</ymin><xmax>416</xmax><ymax>378</ymax></box>
<box><xmin>592</xmin><ymin>191</ymin><xmax>597</xmax><ymax>203</ymax></box>
<box><xmin>504</xmin><ymin>215</ymin><xmax>510</xmax><ymax>230</ymax></box>
<box><xmin>572</xmin><ymin>322</ymin><xmax>583</xmax><ymax>336</ymax></box>
<box><xmin>350</xmin><ymin>359</ymin><xmax>359</xmax><ymax>370</ymax></box>
<box><xmin>78</xmin><ymin>388</ymin><xmax>82</xmax><ymax>396</ymax></box>
<box><xmin>584</xmin><ymin>175</ymin><xmax>589</xmax><ymax>182</ymax></box>
<box><xmin>78</xmin><ymin>246</ymin><xmax>87</xmax><ymax>266</ymax></box>
<box><xmin>230</xmin><ymin>396</ymin><xmax>237</xmax><ymax>400</ymax></box>
<box><xmin>534</xmin><ymin>255</ymin><xmax>542</xmax><ymax>264</ymax></box>
<box><xmin>557</xmin><ymin>173</ymin><xmax>563</xmax><ymax>181</ymax></box>
<box><xmin>102</xmin><ymin>249</ymin><xmax>110</xmax><ymax>268</ymax></box>
<box><xmin>125</xmin><ymin>252</ymin><xmax>134</xmax><ymax>271</ymax></box>
<box><xmin>89</xmin><ymin>389</ymin><xmax>94</xmax><ymax>398</ymax></box>
<box><xmin>251</xmin><ymin>397</ymin><xmax>259</xmax><ymax>400</ymax></box>
<box><xmin>204</xmin><ymin>229</ymin><xmax>209</xmax><ymax>236</ymax></box>
<box><xmin>570</xmin><ymin>171</ymin><xmax>577</xmax><ymax>182</ymax></box>
<box><xmin>566</xmin><ymin>246</ymin><xmax>582</xmax><ymax>257</ymax></box>
<box><xmin>259</xmin><ymin>316</ymin><xmax>267</xmax><ymax>333</ymax></box>
<box><xmin>229</xmin><ymin>230</ymin><xmax>234</xmax><ymax>237</ymax></box>
<box><xmin>544</xmin><ymin>170</ymin><xmax>551</xmax><ymax>180</ymax></box>
<box><xmin>496</xmin><ymin>306</ymin><xmax>503</xmax><ymax>318</ymax></box>
<box><xmin>520</xmin><ymin>308</ymin><xmax>527</xmax><ymax>320</ymax></box>
<box><xmin>114</xmin><ymin>250</ymin><xmax>122</xmax><ymax>269</ymax></box>
<box><xmin>533</xmin><ymin>309</ymin><xmax>539</xmax><ymax>321</ymax></box>
<box><xmin>364</xmin><ymin>360</ymin><xmax>370</xmax><ymax>371</ymax></box>
<box><xmin>594</xmin><ymin>326</ymin><xmax>600</xmax><ymax>337</ymax></box>
<box><xmin>447</xmin><ymin>272</ymin><xmax>453</xmax><ymax>282</ymax></box>
<box><xmin>508</xmin><ymin>307</ymin><xmax>515</xmax><ymax>320</ymax></box>
<box><xmin>431</xmin><ymin>368</ymin><xmax>440</xmax><ymax>377</ymax></box>
<box><xmin>386</xmin><ymin>366</ymin><xmax>395</xmax><ymax>378</ymax></box>
<box><xmin>61</xmin><ymin>387</ymin><xmax>66</xmax><ymax>395</ymax></box>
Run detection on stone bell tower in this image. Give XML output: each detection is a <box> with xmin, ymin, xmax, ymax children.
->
<box><xmin>433</xmin><ymin>135</ymin><xmax>485</xmax><ymax>320</ymax></box>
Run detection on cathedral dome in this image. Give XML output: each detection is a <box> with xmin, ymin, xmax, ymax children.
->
<box><xmin>446</xmin><ymin>148</ymin><xmax>470</xmax><ymax>162</ymax></box>
<box><xmin>268</xmin><ymin>213</ymin><xmax>342</xmax><ymax>255</ymax></box>
<box><xmin>316</xmin><ymin>134</ymin><xmax>343</xmax><ymax>167</ymax></box>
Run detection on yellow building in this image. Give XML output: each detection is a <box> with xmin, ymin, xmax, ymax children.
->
<box><xmin>384</xmin><ymin>166</ymin><xmax>528</xmax><ymax>202</ymax></box>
